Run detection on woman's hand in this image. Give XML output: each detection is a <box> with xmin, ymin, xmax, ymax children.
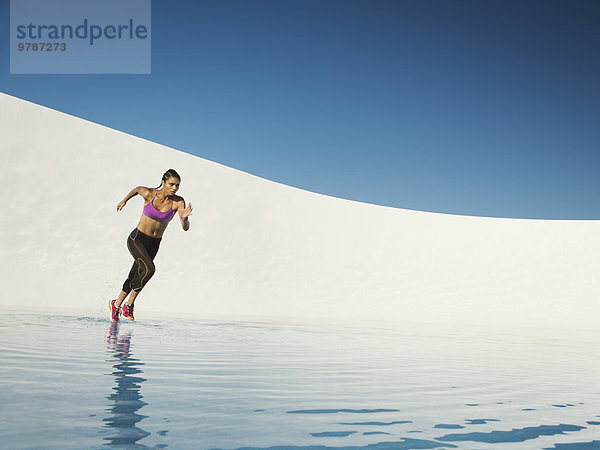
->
<box><xmin>181</xmin><ymin>202</ymin><xmax>193</xmax><ymax>220</ymax></box>
<box><xmin>117</xmin><ymin>200</ymin><xmax>127</xmax><ymax>211</ymax></box>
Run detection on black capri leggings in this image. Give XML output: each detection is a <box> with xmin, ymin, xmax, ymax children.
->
<box><xmin>122</xmin><ymin>228</ymin><xmax>161</xmax><ymax>294</ymax></box>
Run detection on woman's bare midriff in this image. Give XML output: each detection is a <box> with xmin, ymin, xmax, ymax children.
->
<box><xmin>137</xmin><ymin>214</ymin><xmax>169</xmax><ymax>238</ymax></box>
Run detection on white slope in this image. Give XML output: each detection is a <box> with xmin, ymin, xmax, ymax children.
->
<box><xmin>1</xmin><ymin>92</ymin><xmax>599</xmax><ymax>329</ymax></box>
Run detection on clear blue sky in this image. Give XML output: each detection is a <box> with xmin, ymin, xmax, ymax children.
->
<box><xmin>2</xmin><ymin>0</ymin><xmax>599</xmax><ymax>219</ymax></box>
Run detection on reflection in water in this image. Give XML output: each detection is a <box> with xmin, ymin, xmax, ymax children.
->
<box><xmin>104</xmin><ymin>323</ymin><xmax>154</xmax><ymax>448</ymax></box>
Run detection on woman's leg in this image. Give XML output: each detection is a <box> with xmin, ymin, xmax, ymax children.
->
<box><xmin>115</xmin><ymin>290</ymin><xmax>129</xmax><ymax>308</ymax></box>
<box><xmin>126</xmin><ymin>289</ymin><xmax>140</xmax><ymax>307</ymax></box>
<box><xmin>116</xmin><ymin>258</ymin><xmax>141</xmax><ymax>307</ymax></box>
<box><xmin>119</xmin><ymin>229</ymin><xmax>160</xmax><ymax>307</ymax></box>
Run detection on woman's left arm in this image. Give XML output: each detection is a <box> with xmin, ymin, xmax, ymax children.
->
<box><xmin>178</xmin><ymin>198</ymin><xmax>193</xmax><ymax>231</ymax></box>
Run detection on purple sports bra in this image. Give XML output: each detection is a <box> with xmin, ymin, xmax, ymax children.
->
<box><xmin>143</xmin><ymin>190</ymin><xmax>176</xmax><ymax>223</ymax></box>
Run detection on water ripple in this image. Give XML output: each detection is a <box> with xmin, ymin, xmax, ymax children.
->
<box><xmin>288</xmin><ymin>409</ymin><xmax>400</xmax><ymax>415</ymax></box>
<box><xmin>436</xmin><ymin>424</ymin><xmax>585</xmax><ymax>443</ymax></box>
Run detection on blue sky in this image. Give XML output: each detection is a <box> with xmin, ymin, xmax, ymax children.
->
<box><xmin>2</xmin><ymin>0</ymin><xmax>599</xmax><ymax>219</ymax></box>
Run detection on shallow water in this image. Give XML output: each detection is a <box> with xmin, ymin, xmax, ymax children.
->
<box><xmin>1</xmin><ymin>310</ymin><xmax>600</xmax><ymax>449</ymax></box>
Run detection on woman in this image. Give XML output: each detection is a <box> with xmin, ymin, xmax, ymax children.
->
<box><xmin>109</xmin><ymin>169</ymin><xmax>192</xmax><ymax>322</ymax></box>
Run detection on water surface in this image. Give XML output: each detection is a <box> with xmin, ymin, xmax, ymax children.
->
<box><xmin>1</xmin><ymin>310</ymin><xmax>599</xmax><ymax>449</ymax></box>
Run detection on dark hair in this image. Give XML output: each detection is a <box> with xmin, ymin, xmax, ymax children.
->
<box><xmin>156</xmin><ymin>169</ymin><xmax>181</xmax><ymax>189</ymax></box>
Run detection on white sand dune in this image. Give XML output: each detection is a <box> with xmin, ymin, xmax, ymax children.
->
<box><xmin>1</xmin><ymin>92</ymin><xmax>598</xmax><ymax>329</ymax></box>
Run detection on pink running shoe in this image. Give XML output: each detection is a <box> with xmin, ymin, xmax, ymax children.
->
<box><xmin>108</xmin><ymin>299</ymin><xmax>120</xmax><ymax>322</ymax></box>
<box><xmin>121</xmin><ymin>303</ymin><xmax>134</xmax><ymax>321</ymax></box>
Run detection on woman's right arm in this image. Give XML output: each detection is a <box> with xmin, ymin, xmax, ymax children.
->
<box><xmin>117</xmin><ymin>186</ymin><xmax>152</xmax><ymax>211</ymax></box>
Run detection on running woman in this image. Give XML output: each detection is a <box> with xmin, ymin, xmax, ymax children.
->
<box><xmin>109</xmin><ymin>169</ymin><xmax>192</xmax><ymax>322</ymax></box>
